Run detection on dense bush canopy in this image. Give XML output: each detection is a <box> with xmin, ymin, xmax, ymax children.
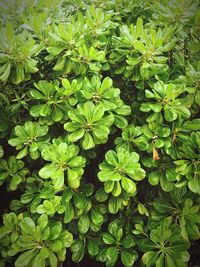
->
<box><xmin>0</xmin><ymin>0</ymin><xmax>200</xmax><ymax>266</ymax></box>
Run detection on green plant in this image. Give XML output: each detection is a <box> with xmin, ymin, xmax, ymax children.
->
<box><xmin>0</xmin><ymin>1</ymin><xmax>200</xmax><ymax>267</ymax></box>
<box><xmin>8</xmin><ymin>121</ymin><xmax>49</xmax><ymax>159</ymax></box>
<box><xmin>64</xmin><ymin>101</ymin><xmax>114</xmax><ymax>149</ymax></box>
<box><xmin>110</xmin><ymin>18</ymin><xmax>175</xmax><ymax>82</ymax></box>
<box><xmin>152</xmin><ymin>188</ymin><xmax>200</xmax><ymax>240</ymax></box>
<box><xmin>98</xmin><ymin>148</ymin><xmax>146</xmax><ymax>196</ymax></box>
<box><xmin>115</xmin><ymin>124</ymin><xmax>149</xmax><ymax>151</ymax></box>
<box><xmin>0</xmin><ymin>156</ymin><xmax>29</xmax><ymax>190</ymax></box>
<box><xmin>139</xmin><ymin>217</ymin><xmax>190</xmax><ymax>267</ymax></box>
<box><xmin>46</xmin><ymin>21</ymin><xmax>106</xmax><ymax>75</ymax></box>
<box><xmin>0</xmin><ymin>214</ymin><xmax>73</xmax><ymax>267</ymax></box>
<box><xmin>29</xmin><ymin>80</ymin><xmax>75</xmax><ymax>125</ymax></box>
<box><xmin>0</xmin><ymin>24</ymin><xmax>42</xmax><ymax>84</ymax></box>
<box><xmin>39</xmin><ymin>142</ymin><xmax>86</xmax><ymax>190</ymax></box>
<box><xmin>174</xmin><ymin>132</ymin><xmax>200</xmax><ymax>194</ymax></box>
<box><xmin>99</xmin><ymin>222</ymin><xmax>138</xmax><ymax>267</ymax></box>
<box><xmin>140</xmin><ymin>81</ymin><xmax>190</xmax><ymax>122</ymax></box>
<box><xmin>0</xmin><ymin>145</ymin><xmax>4</xmax><ymax>158</ymax></box>
<box><xmin>76</xmin><ymin>76</ymin><xmax>120</xmax><ymax>109</ymax></box>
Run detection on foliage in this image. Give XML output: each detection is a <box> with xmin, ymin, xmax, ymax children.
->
<box><xmin>39</xmin><ymin>142</ymin><xmax>86</xmax><ymax>190</ymax></box>
<box><xmin>0</xmin><ymin>0</ymin><xmax>200</xmax><ymax>266</ymax></box>
<box><xmin>64</xmin><ymin>101</ymin><xmax>114</xmax><ymax>149</ymax></box>
<box><xmin>8</xmin><ymin>121</ymin><xmax>49</xmax><ymax>159</ymax></box>
<box><xmin>0</xmin><ymin>213</ymin><xmax>73</xmax><ymax>267</ymax></box>
<box><xmin>152</xmin><ymin>188</ymin><xmax>200</xmax><ymax>240</ymax></box>
<box><xmin>139</xmin><ymin>217</ymin><xmax>190</xmax><ymax>267</ymax></box>
<box><xmin>29</xmin><ymin>80</ymin><xmax>74</xmax><ymax>125</ymax></box>
<box><xmin>0</xmin><ymin>24</ymin><xmax>42</xmax><ymax>84</ymax></box>
<box><xmin>99</xmin><ymin>222</ymin><xmax>138</xmax><ymax>267</ymax></box>
<box><xmin>0</xmin><ymin>156</ymin><xmax>29</xmax><ymax>190</ymax></box>
<box><xmin>98</xmin><ymin>148</ymin><xmax>145</xmax><ymax>195</ymax></box>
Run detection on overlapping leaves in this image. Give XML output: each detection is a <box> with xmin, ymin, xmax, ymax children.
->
<box><xmin>39</xmin><ymin>142</ymin><xmax>86</xmax><ymax>190</ymax></box>
<box><xmin>98</xmin><ymin>148</ymin><xmax>146</xmax><ymax>196</ymax></box>
<box><xmin>64</xmin><ymin>101</ymin><xmax>114</xmax><ymax>150</ymax></box>
<box><xmin>0</xmin><ymin>1</ymin><xmax>200</xmax><ymax>267</ymax></box>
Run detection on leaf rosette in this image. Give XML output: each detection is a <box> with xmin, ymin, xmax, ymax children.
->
<box><xmin>98</xmin><ymin>148</ymin><xmax>145</xmax><ymax>196</ymax></box>
<box><xmin>64</xmin><ymin>101</ymin><xmax>114</xmax><ymax>150</ymax></box>
<box><xmin>39</xmin><ymin>142</ymin><xmax>86</xmax><ymax>190</ymax></box>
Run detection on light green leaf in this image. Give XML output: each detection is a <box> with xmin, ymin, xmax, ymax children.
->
<box><xmin>15</xmin><ymin>249</ymin><xmax>37</xmax><ymax>267</ymax></box>
<box><xmin>68</xmin><ymin>129</ymin><xmax>85</xmax><ymax>142</ymax></box>
<box><xmin>106</xmin><ymin>247</ymin><xmax>118</xmax><ymax>264</ymax></box>
<box><xmin>121</xmin><ymin>250</ymin><xmax>138</xmax><ymax>267</ymax></box>
<box><xmin>87</xmin><ymin>239</ymin><xmax>99</xmax><ymax>256</ymax></box>
<box><xmin>121</xmin><ymin>177</ymin><xmax>136</xmax><ymax>194</ymax></box>
<box><xmin>78</xmin><ymin>213</ymin><xmax>90</xmax><ymax>234</ymax></box>
<box><xmin>82</xmin><ymin>133</ymin><xmax>95</xmax><ymax>150</ymax></box>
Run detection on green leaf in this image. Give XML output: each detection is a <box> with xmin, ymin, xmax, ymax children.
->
<box><xmin>195</xmin><ymin>90</ymin><xmax>200</xmax><ymax>105</ymax></box>
<box><xmin>160</xmin><ymin>175</ymin><xmax>173</xmax><ymax>192</ymax></box>
<box><xmin>49</xmin><ymin>240</ymin><xmax>63</xmax><ymax>252</ymax></box>
<box><xmin>39</xmin><ymin>164</ymin><xmax>58</xmax><ymax>179</ymax></box>
<box><xmin>188</xmin><ymin>176</ymin><xmax>200</xmax><ymax>194</ymax></box>
<box><xmin>14</xmin><ymin>63</ymin><xmax>25</xmax><ymax>84</ymax></box>
<box><xmin>38</xmin><ymin>214</ymin><xmax>48</xmax><ymax>230</ymax></box>
<box><xmin>82</xmin><ymin>133</ymin><xmax>95</xmax><ymax>150</ymax></box>
<box><xmin>105</xmin><ymin>150</ymin><xmax>118</xmax><ymax>166</ymax></box>
<box><xmin>16</xmin><ymin>147</ymin><xmax>28</xmax><ymax>159</ymax></box>
<box><xmin>91</xmin><ymin>209</ymin><xmax>103</xmax><ymax>226</ymax></box>
<box><xmin>73</xmin><ymin>193</ymin><xmax>87</xmax><ymax>210</ymax></box>
<box><xmin>0</xmin><ymin>63</ymin><xmax>11</xmax><ymax>81</ymax></box>
<box><xmin>93</xmin><ymin>125</ymin><xmax>109</xmax><ymax>140</ymax></box>
<box><xmin>148</xmin><ymin>171</ymin><xmax>159</xmax><ymax>185</ymax></box>
<box><xmin>64</xmin><ymin>202</ymin><xmax>74</xmax><ymax>223</ymax></box>
<box><xmin>114</xmin><ymin>115</ymin><xmax>128</xmax><ymax>128</ymax></box>
<box><xmin>51</xmin><ymin>109</ymin><xmax>63</xmax><ymax>122</ymax></box>
<box><xmin>138</xmin><ymin>203</ymin><xmax>149</xmax><ymax>216</ymax></box>
<box><xmin>0</xmin><ymin>146</ymin><xmax>3</xmax><ymax>158</ymax></box>
<box><xmin>92</xmin><ymin>105</ymin><xmax>105</xmax><ymax>121</ymax></box>
<box><xmin>53</xmin><ymin>56</ymin><xmax>65</xmax><ymax>71</ymax></box>
<box><xmin>9</xmin><ymin>175</ymin><xmax>22</xmax><ymax>190</ymax></box>
<box><xmin>29</xmin><ymin>90</ymin><xmax>44</xmax><ymax>99</ymax></box>
<box><xmin>71</xmin><ymin>240</ymin><xmax>85</xmax><ymax>263</ymax></box>
<box><xmin>32</xmin><ymin>254</ymin><xmax>45</xmax><ymax>267</ymax></box>
<box><xmin>165</xmin><ymin>254</ymin><xmax>177</xmax><ymax>267</ymax></box>
<box><xmin>121</xmin><ymin>250</ymin><xmax>138</xmax><ymax>267</ymax></box>
<box><xmin>15</xmin><ymin>249</ymin><xmax>37</xmax><ymax>267</ymax></box>
<box><xmin>95</xmin><ymin>188</ymin><xmax>108</xmax><ymax>202</ymax></box>
<box><xmin>20</xmin><ymin>217</ymin><xmax>35</xmax><ymax>235</ymax></box>
<box><xmin>136</xmin><ymin>17</ymin><xmax>143</xmax><ymax>37</ymax></box>
<box><xmin>102</xmin><ymin>233</ymin><xmax>116</xmax><ymax>245</ymax></box>
<box><xmin>112</xmin><ymin>181</ymin><xmax>122</xmax><ymax>197</ymax></box>
<box><xmin>87</xmin><ymin>239</ymin><xmax>99</xmax><ymax>256</ymax></box>
<box><xmin>142</xmin><ymin>251</ymin><xmax>159</xmax><ymax>266</ymax></box>
<box><xmin>49</xmin><ymin>252</ymin><xmax>58</xmax><ymax>267</ymax></box>
<box><xmin>156</xmin><ymin>254</ymin><xmax>164</xmax><ymax>267</ymax></box>
<box><xmin>68</xmin><ymin>129</ymin><xmax>85</xmax><ymax>142</ymax></box>
<box><xmin>122</xmin><ymin>235</ymin><xmax>135</xmax><ymax>249</ymax></box>
<box><xmin>164</xmin><ymin>108</ymin><xmax>177</xmax><ymax>122</ymax></box>
<box><xmin>68</xmin><ymin>169</ymin><xmax>80</xmax><ymax>189</ymax></box>
<box><xmin>106</xmin><ymin>247</ymin><xmax>118</xmax><ymax>264</ymax></box>
<box><xmin>104</xmin><ymin>181</ymin><xmax>115</xmax><ymax>192</ymax></box>
<box><xmin>108</xmin><ymin>197</ymin><xmax>121</xmax><ymax>214</ymax></box>
<box><xmin>153</xmin><ymin>198</ymin><xmax>172</xmax><ymax>214</ymax></box>
<box><xmin>39</xmin><ymin>247</ymin><xmax>49</xmax><ymax>259</ymax></box>
<box><xmin>182</xmin><ymin>119</ymin><xmax>200</xmax><ymax>131</ymax></box>
<box><xmin>100</xmin><ymin>77</ymin><xmax>113</xmax><ymax>93</ymax></box>
<box><xmin>121</xmin><ymin>177</ymin><xmax>136</xmax><ymax>194</ymax></box>
<box><xmin>78</xmin><ymin>213</ymin><xmax>90</xmax><ymax>234</ymax></box>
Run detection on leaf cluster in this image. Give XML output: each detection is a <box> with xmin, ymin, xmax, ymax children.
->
<box><xmin>0</xmin><ymin>0</ymin><xmax>200</xmax><ymax>267</ymax></box>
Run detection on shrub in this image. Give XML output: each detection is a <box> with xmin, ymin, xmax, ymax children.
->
<box><xmin>0</xmin><ymin>0</ymin><xmax>200</xmax><ymax>267</ymax></box>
